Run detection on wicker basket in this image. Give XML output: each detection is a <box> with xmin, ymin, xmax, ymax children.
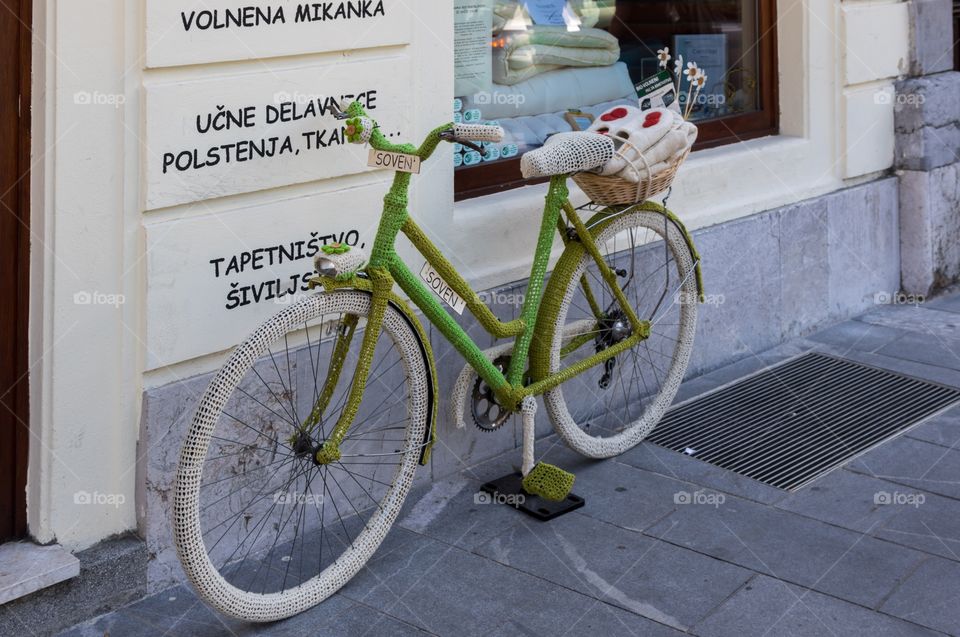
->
<box><xmin>572</xmin><ymin>136</ymin><xmax>690</xmax><ymax>206</ymax></box>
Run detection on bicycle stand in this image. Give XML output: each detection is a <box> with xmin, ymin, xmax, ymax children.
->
<box><xmin>479</xmin><ymin>473</ymin><xmax>585</xmax><ymax>521</ymax></box>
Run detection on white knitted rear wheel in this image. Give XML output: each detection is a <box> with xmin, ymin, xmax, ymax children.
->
<box><xmin>174</xmin><ymin>290</ymin><xmax>428</xmax><ymax>621</ymax></box>
<box><xmin>544</xmin><ymin>211</ymin><xmax>698</xmax><ymax>458</ymax></box>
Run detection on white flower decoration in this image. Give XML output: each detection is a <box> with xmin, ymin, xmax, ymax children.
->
<box><xmin>685</xmin><ymin>61</ymin><xmax>700</xmax><ymax>83</ymax></box>
<box><xmin>657</xmin><ymin>47</ymin><xmax>671</xmax><ymax>68</ymax></box>
<box><xmin>673</xmin><ymin>54</ymin><xmax>684</xmax><ymax>77</ymax></box>
<box><xmin>695</xmin><ymin>72</ymin><xmax>708</xmax><ymax>88</ymax></box>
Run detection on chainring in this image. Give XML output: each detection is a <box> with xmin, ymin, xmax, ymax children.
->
<box><xmin>471</xmin><ymin>355</ymin><xmax>512</xmax><ymax>432</ymax></box>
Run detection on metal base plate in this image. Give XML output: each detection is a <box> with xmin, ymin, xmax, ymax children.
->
<box><xmin>479</xmin><ymin>472</ymin><xmax>585</xmax><ymax>521</ymax></box>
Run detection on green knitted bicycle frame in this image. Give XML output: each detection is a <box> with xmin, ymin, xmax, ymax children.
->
<box><xmin>307</xmin><ymin>101</ymin><xmax>702</xmax><ymax>466</ymax></box>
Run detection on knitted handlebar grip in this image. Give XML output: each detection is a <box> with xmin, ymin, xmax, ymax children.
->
<box><xmin>452</xmin><ymin>123</ymin><xmax>504</xmax><ymax>143</ymax></box>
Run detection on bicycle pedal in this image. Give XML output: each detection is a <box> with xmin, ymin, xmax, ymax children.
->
<box><xmin>522</xmin><ymin>462</ymin><xmax>575</xmax><ymax>502</ymax></box>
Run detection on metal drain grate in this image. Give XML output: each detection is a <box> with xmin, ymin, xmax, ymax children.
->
<box><xmin>649</xmin><ymin>352</ymin><xmax>960</xmax><ymax>490</ymax></box>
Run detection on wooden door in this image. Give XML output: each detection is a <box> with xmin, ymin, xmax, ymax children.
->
<box><xmin>0</xmin><ymin>0</ymin><xmax>31</xmax><ymax>542</ymax></box>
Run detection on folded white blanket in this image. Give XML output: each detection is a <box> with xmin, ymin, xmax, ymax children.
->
<box><xmin>493</xmin><ymin>27</ymin><xmax>620</xmax><ymax>85</ymax></box>
<box><xmin>460</xmin><ymin>63</ymin><xmax>634</xmax><ymax>120</ymax></box>
<box><xmin>493</xmin><ymin>1</ymin><xmax>616</xmax><ymax>33</ymax></box>
<box><xmin>586</xmin><ymin>106</ymin><xmax>697</xmax><ymax>183</ymax></box>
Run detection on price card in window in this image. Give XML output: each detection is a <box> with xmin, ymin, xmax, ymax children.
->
<box><xmin>525</xmin><ymin>0</ymin><xmax>566</xmax><ymax>25</ymax></box>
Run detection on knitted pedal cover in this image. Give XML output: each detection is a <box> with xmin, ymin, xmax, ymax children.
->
<box><xmin>522</xmin><ymin>462</ymin><xmax>575</xmax><ymax>502</ymax></box>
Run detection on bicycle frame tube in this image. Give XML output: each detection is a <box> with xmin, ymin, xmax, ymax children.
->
<box><xmin>392</xmin><ymin>174</ymin><xmax>567</xmax><ymax>398</ymax></box>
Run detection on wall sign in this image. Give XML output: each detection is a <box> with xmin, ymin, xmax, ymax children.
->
<box><xmin>144</xmin><ymin>56</ymin><xmax>411</xmax><ymax>209</ymax></box>
<box><xmin>145</xmin><ymin>184</ymin><xmax>387</xmax><ymax>368</ymax></box>
<box><xmin>145</xmin><ymin>0</ymin><xmax>413</xmax><ymax>68</ymax></box>
<box><xmin>454</xmin><ymin>0</ymin><xmax>492</xmax><ymax>96</ymax></box>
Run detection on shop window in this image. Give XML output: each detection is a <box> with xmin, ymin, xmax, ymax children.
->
<box><xmin>453</xmin><ymin>0</ymin><xmax>779</xmax><ymax>199</ymax></box>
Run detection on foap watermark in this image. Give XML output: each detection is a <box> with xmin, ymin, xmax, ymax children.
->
<box><xmin>874</xmin><ymin>490</ymin><xmax>925</xmax><ymax>508</ymax></box>
<box><xmin>874</xmin><ymin>291</ymin><xmax>925</xmax><ymax>306</ymax></box>
<box><xmin>73</xmin><ymin>290</ymin><xmax>126</xmax><ymax>308</ymax></box>
<box><xmin>473</xmin><ymin>91</ymin><xmax>526</xmax><ymax>109</ymax></box>
<box><xmin>273</xmin><ymin>292</ymin><xmax>311</xmax><ymax>306</ymax></box>
<box><xmin>73</xmin><ymin>91</ymin><xmax>125</xmax><ymax>108</ymax></box>
<box><xmin>273</xmin><ymin>491</ymin><xmax>324</xmax><ymax>506</ymax></box>
<box><xmin>675</xmin><ymin>291</ymin><xmax>725</xmax><ymax>307</ymax></box>
<box><xmin>874</xmin><ymin>91</ymin><xmax>926</xmax><ymax>108</ymax></box>
<box><xmin>674</xmin><ymin>490</ymin><xmax>726</xmax><ymax>507</ymax></box>
<box><xmin>478</xmin><ymin>290</ymin><xmax>526</xmax><ymax>308</ymax></box>
<box><xmin>74</xmin><ymin>490</ymin><xmax>126</xmax><ymax>508</ymax></box>
<box><xmin>474</xmin><ymin>491</ymin><xmax>525</xmax><ymax>506</ymax></box>
<box><xmin>273</xmin><ymin>90</ymin><xmax>323</xmax><ymax>105</ymax></box>
<box><xmin>687</xmin><ymin>92</ymin><xmax>727</xmax><ymax>107</ymax></box>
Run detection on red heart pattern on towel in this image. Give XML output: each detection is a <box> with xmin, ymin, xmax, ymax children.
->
<box><xmin>600</xmin><ymin>107</ymin><xmax>629</xmax><ymax>122</ymax></box>
<box><xmin>643</xmin><ymin>111</ymin><xmax>662</xmax><ymax>128</ymax></box>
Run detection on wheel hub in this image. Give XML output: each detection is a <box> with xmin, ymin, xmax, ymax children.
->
<box><xmin>596</xmin><ymin>310</ymin><xmax>633</xmax><ymax>349</ymax></box>
<box><xmin>290</xmin><ymin>431</ymin><xmax>314</xmax><ymax>457</ymax></box>
<box><xmin>595</xmin><ymin>310</ymin><xmax>632</xmax><ymax>390</ymax></box>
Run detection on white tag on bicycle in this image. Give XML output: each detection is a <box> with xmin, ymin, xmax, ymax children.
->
<box><xmin>367</xmin><ymin>149</ymin><xmax>421</xmax><ymax>174</ymax></box>
<box><xmin>419</xmin><ymin>262</ymin><xmax>466</xmax><ymax>315</ymax></box>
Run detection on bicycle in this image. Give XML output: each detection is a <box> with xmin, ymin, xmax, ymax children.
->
<box><xmin>173</xmin><ymin>100</ymin><xmax>703</xmax><ymax>621</ymax></box>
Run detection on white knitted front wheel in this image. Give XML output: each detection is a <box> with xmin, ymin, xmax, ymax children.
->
<box><xmin>544</xmin><ymin>211</ymin><xmax>698</xmax><ymax>458</ymax></box>
<box><xmin>174</xmin><ymin>291</ymin><xmax>428</xmax><ymax>621</ymax></box>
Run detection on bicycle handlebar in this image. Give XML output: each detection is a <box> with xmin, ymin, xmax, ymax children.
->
<box><xmin>450</xmin><ymin>123</ymin><xmax>504</xmax><ymax>144</ymax></box>
<box><xmin>330</xmin><ymin>99</ymin><xmax>504</xmax><ymax>160</ymax></box>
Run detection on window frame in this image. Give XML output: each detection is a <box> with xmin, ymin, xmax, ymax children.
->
<box><xmin>455</xmin><ymin>0</ymin><xmax>780</xmax><ymax>201</ymax></box>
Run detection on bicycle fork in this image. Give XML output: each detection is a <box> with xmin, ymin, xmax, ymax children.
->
<box><xmin>297</xmin><ymin>268</ymin><xmax>394</xmax><ymax>465</ymax></box>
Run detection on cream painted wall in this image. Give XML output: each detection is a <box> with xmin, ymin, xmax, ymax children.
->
<box><xmin>28</xmin><ymin>0</ymin><xmax>141</xmax><ymax>548</ymax></box>
<box><xmin>840</xmin><ymin>0</ymin><xmax>910</xmax><ymax>177</ymax></box>
<box><xmin>27</xmin><ymin>0</ymin><xmax>906</xmax><ymax>549</ymax></box>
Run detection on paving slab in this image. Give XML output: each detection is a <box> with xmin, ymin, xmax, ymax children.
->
<box><xmin>0</xmin><ymin>542</ymin><xmax>79</xmax><ymax>606</ymax></box>
<box><xmin>905</xmin><ymin>404</ymin><xmax>960</xmax><ymax>448</ymax></box>
<box><xmin>58</xmin><ymin>583</ymin><xmax>353</xmax><ymax>637</ymax></box>
<box><xmin>645</xmin><ymin>493</ymin><xmax>926</xmax><ymax>609</ymax></box>
<box><xmin>847</xmin><ymin>435</ymin><xmax>960</xmax><ymax>500</ymax></box>
<box><xmin>877</xmin><ymin>329</ymin><xmax>960</xmax><ymax>372</ymax></box>
<box><xmin>874</xmin><ymin>491</ymin><xmax>960</xmax><ymax>562</ymax></box>
<box><xmin>857</xmin><ymin>305</ymin><xmax>960</xmax><ymax>338</ymax></box>
<box><xmin>341</xmin><ymin>530</ymin><xmax>647</xmax><ymax>637</ymax></box>
<box><xmin>774</xmin><ymin>469</ymin><xmax>907</xmax><ymax>533</ymax></box>
<box><xmin>925</xmin><ymin>292</ymin><xmax>960</xmax><ymax>315</ymax></box>
<box><xmin>693</xmin><ymin>574</ymin><xmax>938</xmax><ymax>637</ymax></box>
<box><xmin>806</xmin><ymin>320</ymin><xmax>909</xmax><ymax>353</ymax></box>
<box><xmin>488</xmin><ymin>601</ymin><xmax>686</xmax><ymax>637</ymax></box>
<box><xmin>880</xmin><ymin>556</ymin><xmax>960</xmax><ymax>634</ymax></box>
<box><xmin>475</xmin><ymin>512</ymin><xmax>752</xmax><ymax>632</ymax></box>
<box><xmin>396</xmin><ymin>470</ymin><xmax>525</xmax><ymax>552</ymax></box>
<box><xmin>534</xmin><ymin>451</ymin><xmax>693</xmax><ymax>533</ymax></box>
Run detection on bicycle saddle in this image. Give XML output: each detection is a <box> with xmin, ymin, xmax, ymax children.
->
<box><xmin>520</xmin><ymin>132</ymin><xmax>616</xmax><ymax>179</ymax></box>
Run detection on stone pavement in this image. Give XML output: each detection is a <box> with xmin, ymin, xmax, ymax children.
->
<box><xmin>58</xmin><ymin>293</ymin><xmax>960</xmax><ymax>636</ymax></box>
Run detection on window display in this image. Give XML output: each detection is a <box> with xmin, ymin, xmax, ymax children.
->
<box><xmin>454</xmin><ymin>0</ymin><xmax>777</xmax><ymax>198</ymax></box>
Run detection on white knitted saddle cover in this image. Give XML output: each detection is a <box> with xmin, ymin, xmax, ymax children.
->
<box><xmin>520</xmin><ymin>132</ymin><xmax>615</xmax><ymax>179</ymax></box>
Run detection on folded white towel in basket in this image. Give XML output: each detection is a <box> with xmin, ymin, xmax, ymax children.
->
<box><xmin>586</xmin><ymin>106</ymin><xmax>697</xmax><ymax>183</ymax></box>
